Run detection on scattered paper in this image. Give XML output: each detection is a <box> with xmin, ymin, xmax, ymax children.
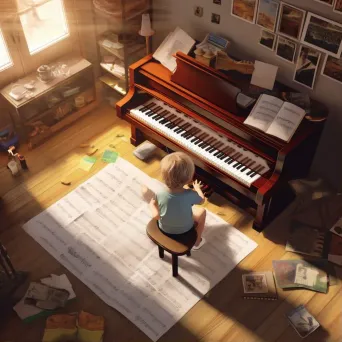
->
<box><xmin>102</xmin><ymin>150</ymin><xmax>118</xmax><ymax>163</ymax></box>
<box><xmin>23</xmin><ymin>158</ymin><xmax>257</xmax><ymax>341</ymax></box>
<box><xmin>79</xmin><ymin>156</ymin><xmax>97</xmax><ymax>172</ymax></box>
<box><xmin>251</xmin><ymin>61</ymin><xmax>278</xmax><ymax>90</ymax></box>
<box><xmin>13</xmin><ymin>274</ymin><xmax>75</xmax><ymax>321</ymax></box>
<box><xmin>153</xmin><ymin>27</ymin><xmax>195</xmax><ymax>72</ymax></box>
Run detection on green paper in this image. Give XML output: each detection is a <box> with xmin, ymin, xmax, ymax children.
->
<box><xmin>79</xmin><ymin>156</ymin><xmax>97</xmax><ymax>171</ymax></box>
<box><xmin>102</xmin><ymin>150</ymin><xmax>118</xmax><ymax>163</ymax></box>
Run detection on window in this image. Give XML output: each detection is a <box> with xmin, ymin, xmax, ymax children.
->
<box><xmin>0</xmin><ymin>29</ymin><xmax>13</xmax><ymax>71</ymax></box>
<box><xmin>17</xmin><ymin>0</ymin><xmax>69</xmax><ymax>55</ymax></box>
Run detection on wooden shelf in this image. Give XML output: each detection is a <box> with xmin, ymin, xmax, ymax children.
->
<box><xmin>100</xmin><ymin>63</ymin><xmax>126</xmax><ymax>80</ymax></box>
<box><xmin>98</xmin><ymin>40</ymin><xmax>145</xmax><ymax>60</ymax></box>
<box><xmin>28</xmin><ymin>100</ymin><xmax>99</xmax><ymax>148</ymax></box>
<box><xmin>99</xmin><ymin>75</ymin><xmax>127</xmax><ymax>96</ymax></box>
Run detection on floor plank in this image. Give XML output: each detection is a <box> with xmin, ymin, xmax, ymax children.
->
<box><xmin>0</xmin><ymin>103</ymin><xmax>340</xmax><ymax>342</ymax></box>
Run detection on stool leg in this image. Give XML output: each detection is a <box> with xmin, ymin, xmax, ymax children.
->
<box><xmin>186</xmin><ymin>251</ymin><xmax>191</xmax><ymax>257</ymax></box>
<box><xmin>158</xmin><ymin>246</ymin><xmax>164</xmax><ymax>259</ymax></box>
<box><xmin>172</xmin><ymin>255</ymin><xmax>178</xmax><ymax>277</ymax></box>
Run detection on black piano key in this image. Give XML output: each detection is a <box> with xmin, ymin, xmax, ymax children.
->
<box><xmin>241</xmin><ymin>167</ymin><xmax>248</xmax><ymax>172</ymax></box>
<box><xmin>247</xmin><ymin>170</ymin><xmax>254</xmax><ymax>176</ymax></box>
<box><xmin>236</xmin><ymin>164</ymin><xmax>244</xmax><ymax>170</ymax></box>
<box><xmin>145</xmin><ymin>110</ymin><xmax>155</xmax><ymax>116</ymax></box>
<box><xmin>225</xmin><ymin>158</ymin><xmax>232</xmax><ymax>163</ymax></box>
<box><xmin>219</xmin><ymin>154</ymin><xmax>227</xmax><ymax>160</ymax></box>
<box><xmin>250</xmin><ymin>172</ymin><xmax>257</xmax><ymax>177</ymax></box>
<box><xmin>228</xmin><ymin>159</ymin><xmax>235</xmax><ymax>164</ymax></box>
<box><xmin>141</xmin><ymin>105</ymin><xmax>155</xmax><ymax>113</ymax></box>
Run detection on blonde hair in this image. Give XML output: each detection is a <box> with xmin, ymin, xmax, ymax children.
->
<box><xmin>160</xmin><ymin>152</ymin><xmax>195</xmax><ymax>189</ymax></box>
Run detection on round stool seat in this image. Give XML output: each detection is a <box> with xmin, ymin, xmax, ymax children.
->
<box><xmin>146</xmin><ymin>220</ymin><xmax>197</xmax><ymax>255</ymax></box>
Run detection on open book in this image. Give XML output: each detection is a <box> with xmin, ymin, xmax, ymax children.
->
<box><xmin>244</xmin><ymin>94</ymin><xmax>306</xmax><ymax>142</ymax></box>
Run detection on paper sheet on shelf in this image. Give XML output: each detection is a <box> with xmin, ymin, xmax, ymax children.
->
<box><xmin>23</xmin><ymin>158</ymin><xmax>257</xmax><ymax>341</ymax></box>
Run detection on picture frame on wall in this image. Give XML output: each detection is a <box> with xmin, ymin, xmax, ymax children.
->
<box><xmin>293</xmin><ymin>45</ymin><xmax>321</xmax><ymax>90</ymax></box>
<box><xmin>276</xmin><ymin>36</ymin><xmax>297</xmax><ymax>63</ymax></box>
<box><xmin>314</xmin><ymin>0</ymin><xmax>335</xmax><ymax>6</ymax></box>
<box><xmin>277</xmin><ymin>2</ymin><xmax>306</xmax><ymax>41</ymax></box>
<box><xmin>321</xmin><ymin>54</ymin><xmax>342</xmax><ymax>84</ymax></box>
<box><xmin>301</xmin><ymin>13</ymin><xmax>342</xmax><ymax>58</ymax></box>
<box><xmin>259</xmin><ymin>29</ymin><xmax>277</xmax><ymax>50</ymax></box>
<box><xmin>334</xmin><ymin>0</ymin><xmax>342</xmax><ymax>14</ymax></box>
<box><xmin>231</xmin><ymin>0</ymin><xmax>259</xmax><ymax>24</ymax></box>
<box><xmin>257</xmin><ymin>0</ymin><xmax>280</xmax><ymax>32</ymax></box>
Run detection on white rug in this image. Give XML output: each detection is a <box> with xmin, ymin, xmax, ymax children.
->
<box><xmin>23</xmin><ymin>158</ymin><xmax>257</xmax><ymax>341</ymax></box>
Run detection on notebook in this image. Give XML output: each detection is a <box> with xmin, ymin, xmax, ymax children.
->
<box><xmin>241</xmin><ymin>271</ymin><xmax>278</xmax><ymax>300</ymax></box>
<box><xmin>244</xmin><ymin>94</ymin><xmax>306</xmax><ymax>142</ymax></box>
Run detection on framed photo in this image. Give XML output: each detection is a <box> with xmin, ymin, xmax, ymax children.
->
<box><xmin>334</xmin><ymin>0</ymin><xmax>342</xmax><ymax>14</ymax></box>
<box><xmin>242</xmin><ymin>273</ymin><xmax>269</xmax><ymax>294</ymax></box>
<box><xmin>257</xmin><ymin>0</ymin><xmax>280</xmax><ymax>32</ymax></box>
<box><xmin>314</xmin><ymin>0</ymin><xmax>335</xmax><ymax>6</ymax></box>
<box><xmin>293</xmin><ymin>45</ymin><xmax>321</xmax><ymax>90</ymax></box>
<box><xmin>276</xmin><ymin>36</ymin><xmax>297</xmax><ymax>63</ymax></box>
<box><xmin>321</xmin><ymin>54</ymin><xmax>342</xmax><ymax>84</ymax></box>
<box><xmin>194</xmin><ymin>6</ymin><xmax>204</xmax><ymax>17</ymax></box>
<box><xmin>277</xmin><ymin>2</ymin><xmax>306</xmax><ymax>41</ymax></box>
<box><xmin>231</xmin><ymin>0</ymin><xmax>258</xmax><ymax>24</ymax></box>
<box><xmin>211</xmin><ymin>13</ymin><xmax>221</xmax><ymax>24</ymax></box>
<box><xmin>259</xmin><ymin>29</ymin><xmax>277</xmax><ymax>50</ymax></box>
<box><xmin>301</xmin><ymin>13</ymin><xmax>342</xmax><ymax>58</ymax></box>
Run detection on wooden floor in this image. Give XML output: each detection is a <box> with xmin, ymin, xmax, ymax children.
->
<box><xmin>0</xmin><ymin>102</ymin><xmax>341</xmax><ymax>342</ymax></box>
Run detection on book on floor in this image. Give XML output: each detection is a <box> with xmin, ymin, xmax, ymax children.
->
<box><xmin>285</xmin><ymin>225</ymin><xmax>326</xmax><ymax>258</ymax></box>
<box><xmin>244</xmin><ymin>94</ymin><xmax>306</xmax><ymax>142</ymax></box>
<box><xmin>272</xmin><ymin>260</ymin><xmax>328</xmax><ymax>293</ymax></box>
<box><xmin>241</xmin><ymin>271</ymin><xmax>278</xmax><ymax>300</ymax></box>
<box><xmin>287</xmin><ymin>305</ymin><xmax>320</xmax><ymax>339</ymax></box>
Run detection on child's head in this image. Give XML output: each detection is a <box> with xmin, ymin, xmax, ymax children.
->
<box><xmin>161</xmin><ymin>152</ymin><xmax>195</xmax><ymax>189</ymax></box>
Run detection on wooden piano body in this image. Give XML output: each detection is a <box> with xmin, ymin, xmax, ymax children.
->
<box><xmin>116</xmin><ymin>52</ymin><xmax>326</xmax><ymax>231</ymax></box>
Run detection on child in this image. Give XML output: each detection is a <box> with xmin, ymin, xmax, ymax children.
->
<box><xmin>144</xmin><ymin>152</ymin><xmax>207</xmax><ymax>250</ymax></box>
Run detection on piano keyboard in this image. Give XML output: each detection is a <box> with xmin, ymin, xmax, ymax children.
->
<box><xmin>130</xmin><ymin>99</ymin><xmax>270</xmax><ymax>187</ymax></box>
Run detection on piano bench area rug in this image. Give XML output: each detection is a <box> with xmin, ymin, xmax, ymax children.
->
<box><xmin>23</xmin><ymin>158</ymin><xmax>257</xmax><ymax>341</ymax></box>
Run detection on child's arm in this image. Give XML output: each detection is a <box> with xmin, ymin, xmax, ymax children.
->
<box><xmin>149</xmin><ymin>198</ymin><xmax>161</xmax><ymax>220</ymax></box>
<box><xmin>193</xmin><ymin>180</ymin><xmax>205</xmax><ymax>205</ymax></box>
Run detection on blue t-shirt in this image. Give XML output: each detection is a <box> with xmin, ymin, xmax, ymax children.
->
<box><xmin>156</xmin><ymin>189</ymin><xmax>202</xmax><ymax>234</ymax></box>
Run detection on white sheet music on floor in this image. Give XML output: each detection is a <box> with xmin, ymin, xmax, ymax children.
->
<box><xmin>23</xmin><ymin>158</ymin><xmax>257</xmax><ymax>341</ymax></box>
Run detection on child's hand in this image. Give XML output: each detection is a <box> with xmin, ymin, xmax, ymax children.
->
<box><xmin>193</xmin><ymin>180</ymin><xmax>202</xmax><ymax>192</ymax></box>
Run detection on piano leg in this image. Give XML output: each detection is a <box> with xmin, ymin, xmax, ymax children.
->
<box><xmin>130</xmin><ymin>126</ymin><xmax>145</xmax><ymax>146</ymax></box>
<box><xmin>254</xmin><ymin>199</ymin><xmax>271</xmax><ymax>232</ymax></box>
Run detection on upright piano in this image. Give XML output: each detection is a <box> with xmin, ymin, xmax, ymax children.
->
<box><xmin>116</xmin><ymin>52</ymin><xmax>326</xmax><ymax>231</ymax></box>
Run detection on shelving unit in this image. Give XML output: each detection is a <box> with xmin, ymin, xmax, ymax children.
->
<box><xmin>0</xmin><ymin>55</ymin><xmax>98</xmax><ymax>148</ymax></box>
<box><xmin>92</xmin><ymin>0</ymin><xmax>152</xmax><ymax>97</ymax></box>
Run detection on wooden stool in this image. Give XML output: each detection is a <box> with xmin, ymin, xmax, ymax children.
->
<box><xmin>146</xmin><ymin>220</ymin><xmax>197</xmax><ymax>277</ymax></box>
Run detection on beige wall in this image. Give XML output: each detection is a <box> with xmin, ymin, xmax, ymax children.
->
<box><xmin>152</xmin><ymin>0</ymin><xmax>342</xmax><ymax>190</ymax></box>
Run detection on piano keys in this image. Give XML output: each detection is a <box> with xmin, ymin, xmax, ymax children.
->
<box><xmin>130</xmin><ymin>99</ymin><xmax>269</xmax><ymax>187</ymax></box>
<box><xmin>116</xmin><ymin>52</ymin><xmax>327</xmax><ymax>231</ymax></box>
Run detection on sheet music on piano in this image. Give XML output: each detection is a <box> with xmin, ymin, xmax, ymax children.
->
<box><xmin>153</xmin><ymin>27</ymin><xmax>195</xmax><ymax>72</ymax></box>
<box><xmin>244</xmin><ymin>94</ymin><xmax>306</xmax><ymax>142</ymax></box>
